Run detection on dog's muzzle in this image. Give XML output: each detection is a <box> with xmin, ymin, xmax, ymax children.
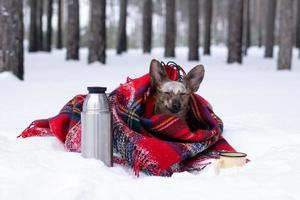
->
<box><xmin>170</xmin><ymin>100</ymin><xmax>181</xmax><ymax>113</ymax></box>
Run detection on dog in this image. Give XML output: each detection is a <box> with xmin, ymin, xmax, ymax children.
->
<box><xmin>149</xmin><ymin>59</ymin><xmax>205</xmax><ymax>121</ymax></box>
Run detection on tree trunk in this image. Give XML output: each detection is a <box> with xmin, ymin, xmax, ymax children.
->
<box><xmin>0</xmin><ymin>1</ymin><xmax>2</xmax><ymax>70</ymax></box>
<box><xmin>188</xmin><ymin>0</ymin><xmax>199</xmax><ymax>60</ymax></box>
<box><xmin>116</xmin><ymin>0</ymin><xmax>127</xmax><ymax>54</ymax></box>
<box><xmin>66</xmin><ymin>0</ymin><xmax>80</xmax><ymax>60</ymax></box>
<box><xmin>203</xmin><ymin>0</ymin><xmax>212</xmax><ymax>55</ymax></box>
<box><xmin>255</xmin><ymin>0</ymin><xmax>263</xmax><ymax>47</ymax></box>
<box><xmin>164</xmin><ymin>0</ymin><xmax>176</xmax><ymax>57</ymax></box>
<box><xmin>88</xmin><ymin>0</ymin><xmax>106</xmax><ymax>64</ymax></box>
<box><xmin>12</xmin><ymin>0</ymin><xmax>24</xmax><ymax>80</ymax></box>
<box><xmin>227</xmin><ymin>0</ymin><xmax>244</xmax><ymax>64</ymax></box>
<box><xmin>264</xmin><ymin>0</ymin><xmax>276</xmax><ymax>58</ymax></box>
<box><xmin>36</xmin><ymin>0</ymin><xmax>44</xmax><ymax>51</ymax></box>
<box><xmin>45</xmin><ymin>0</ymin><xmax>53</xmax><ymax>52</ymax></box>
<box><xmin>243</xmin><ymin>0</ymin><xmax>251</xmax><ymax>55</ymax></box>
<box><xmin>296</xmin><ymin>0</ymin><xmax>300</xmax><ymax>53</ymax></box>
<box><xmin>56</xmin><ymin>0</ymin><xmax>63</xmax><ymax>49</ymax></box>
<box><xmin>277</xmin><ymin>0</ymin><xmax>293</xmax><ymax>70</ymax></box>
<box><xmin>29</xmin><ymin>0</ymin><xmax>38</xmax><ymax>52</ymax></box>
<box><xmin>143</xmin><ymin>0</ymin><xmax>153</xmax><ymax>53</ymax></box>
<box><xmin>0</xmin><ymin>0</ymin><xmax>24</xmax><ymax>80</ymax></box>
<box><xmin>0</xmin><ymin>0</ymin><xmax>7</xmax><ymax>72</ymax></box>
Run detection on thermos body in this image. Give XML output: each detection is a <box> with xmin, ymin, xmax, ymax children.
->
<box><xmin>81</xmin><ymin>87</ymin><xmax>113</xmax><ymax>167</ymax></box>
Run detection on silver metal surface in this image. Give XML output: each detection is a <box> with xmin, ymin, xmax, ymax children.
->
<box><xmin>81</xmin><ymin>92</ymin><xmax>112</xmax><ymax>167</ymax></box>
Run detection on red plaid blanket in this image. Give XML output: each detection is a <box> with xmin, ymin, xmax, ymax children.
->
<box><xmin>19</xmin><ymin>63</ymin><xmax>236</xmax><ymax>176</ymax></box>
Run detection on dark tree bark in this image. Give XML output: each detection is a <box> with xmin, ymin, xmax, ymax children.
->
<box><xmin>277</xmin><ymin>0</ymin><xmax>293</xmax><ymax>70</ymax></box>
<box><xmin>66</xmin><ymin>0</ymin><xmax>80</xmax><ymax>60</ymax></box>
<box><xmin>264</xmin><ymin>0</ymin><xmax>276</xmax><ymax>58</ymax></box>
<box><xmin>243</xmin><ymin>0</ymin><xmax>251</xmax><ymax>55</ymax></box>
<box><xmin>56</xmin><ymin>0</ymin><xmax>63</xmax><ymax>49</ymax></box>
<box><xmin>296</xmin><ymin>0</ymin><xmax>300</xmax><ymax>52</ymax></box>
<box><xmin>0</xmin><ymin>0</ymin><xmax>7</xmax><ymax>72</ymax></box>
<box><xmin>188</xmin><ymin>0</ymin><xmax>199</xmax><ymax>60</ymax></box>
<box><xmin>12</xmin><ymin>0</ymin><xmax>24</xmax><ymax>80</ymax></box>
<box><xmin>164</xmin><ymin>0</ymin><xmax>176</xmax><ymax>57</ymax></box>
<box><xmin>88</xmin><ymin>0</ymin><xmax>106</xmax><ymax>64</ymax></box>
<box><xmin>203</xmin><ymin>0</ymin><xmax>212</xmax><ymax>55</ymax></box>
<box><xmin>45</xmin><ymin>0</ymin><xmax>53</xmax><ymax>52</ymax></box>
<box><xmin>143</xmin><ymin>0</ymin><xmax>153</xmax><ymax>53</ymax></box>
<box><xmin>29</xmin><ymin>0</ymin><xmax>38</xmax><ymax>52</ymax></box>
<box><xmin>255</xmin><ymin>0</ymin><xmax>263</xmax><ymax>47</ymax></box>
<box><xmin>116</xmin><ymin>0</ymin><xmax>127</xmax><ymax>54</ymax></box>
<box><xmin>227</xmin><ymin>0</ymin><xmax>244</xmax><ymax>64</ymax></box>
<box><xmin>0</xmin><ymin>1</ymin><xmax>2</xmax><ymax>70</ymax></box>
<box><xmin>0</xmin><ymin>0</ymin><xmax>24</xmax><ymax>80</ymax></box>
<box><xmin>36</xmin><ymin>0</ymin><xmax>44</xmax><ymax>51</ymax></box>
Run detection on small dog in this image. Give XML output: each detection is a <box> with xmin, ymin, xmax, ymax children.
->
<box><xmin>150</xmin><ymin>59</ymin><xmax>205</xmax><ymax>121</ymax></box>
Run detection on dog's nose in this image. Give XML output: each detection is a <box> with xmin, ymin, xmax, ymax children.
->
<box><xmin>170</xmin><ymin>100</ymin><xmax>181</xmax><ymax>113</ymax></box>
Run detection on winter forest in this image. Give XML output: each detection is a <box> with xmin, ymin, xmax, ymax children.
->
<box><xmin>1</xmin><ymin>1</ymin><xmax>300</xmax><ymax>200</ymax></box>
<box><xmin>1</xmin><ymin>0</ymin><xmax>300</xmax><ymax>80</ymax></box>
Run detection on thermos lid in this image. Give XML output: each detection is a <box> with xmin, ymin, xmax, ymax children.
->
<box><xmin>87</xmin><ymin>87</ymin><xmax>107</xmax><ymax>94</ymax></box>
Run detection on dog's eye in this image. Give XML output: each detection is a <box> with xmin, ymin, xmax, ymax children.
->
<box><xmin>164</xmin><ymin>92</ymin><xmax>171</xmax><ymax>95</ymax></box>
<box><xmin>180</xmin><ymin>93</ymin><xmax>187</xmax><ymax>96</ymax></box>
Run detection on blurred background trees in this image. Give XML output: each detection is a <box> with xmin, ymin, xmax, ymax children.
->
<box><xmin>66</xmin><ymin>0</ymin><xmax>80</xmax><ymax>60</ymax></box>
<box><xmin>142</xmin><ymin>0</ymin><xmax>152</xmax><ymax>53</ymax></box>
<box><xmin>277</xmin><ymin>0</ymin><xmax>293</xmax><ymax>70</ymax></box>
<box><xmin>1</xmin><ymin>0</ymin><xmax>300</xmax><ymax>80</ymax></box>
<box><xmin>88</xmin><ymin>0</ymin><xmax>106</xmax><ymax>64</ymax></box>
<box><xmin>188</xmin><ymin>0</ymin><xmax>199</xmax><ymax>61</ymax></box>
<box><xmin>203</xmin><ymin>0</ymin><xmax>212</xmax><ymax>56</ymax></box>
<box><xmin>0</xmin><ymin>0</ymin><xmax>24</xmax><ymax>80</ymax></box>
<box><xmin>116</xmin><ymin>0</ymin><xmax>127</xmax><ymax>54</ymax></box>
<box><xmin>264</xmin><ymin>0</ymin><xmax>276</xmax><ymax>58</ymax></box>
<box><xmin>227</xmin><ymin>0</ymin><xmax>244</xmax><ymax>64</ymax></box>
<box><xmin>164</xmin><ymin>0</ymin><xmax>176</xmax><ymax>57</ymax></box>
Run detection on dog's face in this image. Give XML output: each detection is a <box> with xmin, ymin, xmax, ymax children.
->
<box><xmin>149</xmin><ymin>59</ymin><xmax>205</xmax><ymax>120</ymax></box>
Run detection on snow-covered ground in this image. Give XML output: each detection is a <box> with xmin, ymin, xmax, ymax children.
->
<box><xmin>1</xmin><ymin>46</ymin><xmax>300</xmax><ymax>200</ymax></box>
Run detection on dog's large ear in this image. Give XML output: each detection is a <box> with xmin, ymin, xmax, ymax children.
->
<box><xmin>184</xmin><ymin>65</ymin><xmax>205</xmax><ymax>92</ymax></box>
<box><xmin>149</xmin><ymin>59</ymin><xmax>169</xmax><ymax>87</ymax></box>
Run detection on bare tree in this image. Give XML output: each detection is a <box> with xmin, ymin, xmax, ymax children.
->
<box><xmin>143</xmin><ymin>0</ymin><xmax>153</xmax><ymax>53</ymax></box>
<box><xmin>66</xmin><ymin>0</ymin><xmax>80</xmax><ymax>60</ymax></box>
<box><xmin>29</xmin><ymin>0</ymin><xmax>38</xmax><ymax>52</ymax></box>
<box><xmin>45</xmin><ymin>0</ymin><xmax>53</xmax><ymax>52</ymax></box>
<box><xmin>255</xmin><ymin>0</ymin><xmax>263</xmax><ymax>47</ymax></box>
<box><xmin>277</xmin><ymin>0</ymin><xmax>293</xmax><ymax>70</ymax></box>
<box><xmin>264</xmin><ymin>0</ymin><xmax>276</xmax><ymax>58</ymax></box>
<box><xmin>0</xmin><ymin>0</ymin><xmax>24</xmax><ymax>80</ymax></box>
<box><xmin>203</xmin><ymin>0</ymin><xmax>212</xmax><ymax>55</ymax></box>
<box><xmin>56</xmin><ymin>0</ymin><xmax>63</xmax><ymax>49</ymax></box>
<box><xmin>36</xmin><ymin>0</ymin><xmax>43</xmax><ymax>51</ymax></box>
<box><xmin>227</xmin><ymin>0</ymin><xmax>244</xmax><ymax>64</ymax></box>
<box><xmin>164</xmin><ymin>0</ymin><xmax>176</xmax><ymax>57</ymax></box>
<box><xmin>0</xmin><ymin>1</ymin><xmax>2</xmax><ymax>69</ymax></box>
<box><xmin>188</xmin><ymin>0</ymin><xmax>199</xmax><ymax>60</ymax></box>
<box><xmin>0</xmin><ymin>0</ymin><xmax>7</xmax><ymax>71</ymax></box>
<box><xmin>88</xmin><ymin>0</ymin><xmax>106</xmax><ymax>64</ymax></box>
<box><xmin>116</xmin><ymin>0</ymin><xmax>127</xmax><ymax>54</ymax></box>
<box><xmin>296</xmin><ymin>0</ymin><xmax>300</xmax><ymax>56</ymax></box>
<box><xmin>243</xmin><ymin>0</ymin><xmax>251</xmax><ymax>55</ymax></box>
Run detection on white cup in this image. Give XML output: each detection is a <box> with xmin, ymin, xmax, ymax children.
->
<box><xmin>214</xmin><ymin>152</ymin><xmax>247</xmax><ymax>175</ymax></box>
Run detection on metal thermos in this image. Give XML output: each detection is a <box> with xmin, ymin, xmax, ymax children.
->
<box><xmin>81</xmin><ymin>87</ymin><xmax>112</xmax><ymax>167</ymax></box>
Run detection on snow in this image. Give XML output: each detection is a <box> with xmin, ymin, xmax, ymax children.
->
<box><xmin>1</xmin><ymin>46</ymin><xmax>300</xmax><ymax>200</ymax></box>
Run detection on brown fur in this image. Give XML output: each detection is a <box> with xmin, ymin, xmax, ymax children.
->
<box><xmin>149</xmin><ymin>59</ymin><xmax>205</xmax><ymax>121</ymax></box>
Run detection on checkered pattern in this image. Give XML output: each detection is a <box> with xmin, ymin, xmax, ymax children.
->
<box><xmin>19</xmin><ymin>63</ymin><xmax>237</xmax><ymax>176</ymax></box>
